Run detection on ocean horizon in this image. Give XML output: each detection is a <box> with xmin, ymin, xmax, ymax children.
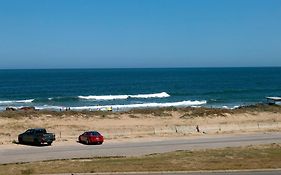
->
<box><xmin>0</xmin><ymin>67</ymin><xmax>280</xmax><ymax>111</ymax></box>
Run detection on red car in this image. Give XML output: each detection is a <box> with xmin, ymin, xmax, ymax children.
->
<box><xmin>78</xmin><ymin>131</ymin><xmax>104</xmax><ymax>145</ymax></box>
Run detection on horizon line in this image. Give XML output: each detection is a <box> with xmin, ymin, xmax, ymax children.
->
<box><xmin>0</xmin><ymin>66</ymin><xmax>281</xmax><ymax>70</ymax></box>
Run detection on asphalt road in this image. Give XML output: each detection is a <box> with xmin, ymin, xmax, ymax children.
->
<box><xmin>0</xmin><ymin>132</ymin><xmax>280</xmax><ymax>164</ymax></box>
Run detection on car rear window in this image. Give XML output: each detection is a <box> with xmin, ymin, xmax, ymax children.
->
<box><xmin>90</xmin><ymin>131</ymin><xmax>101</xmax><ymax>136</ymax></box>
<box><xmin>36</xmin><ymin>129</ymin><xmax>47</xmax><ymax>134</ymax></box>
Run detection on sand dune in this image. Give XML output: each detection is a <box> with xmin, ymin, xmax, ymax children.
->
<box><xmin>0</xmin><ymin>105</ymin><xmax>280</xmax><ymax>145</ymax></box>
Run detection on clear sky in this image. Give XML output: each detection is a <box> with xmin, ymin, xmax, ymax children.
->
<box><xmin>0</xmin><ymin>0</ymin><xmax>281</xmax><ymax>69</ymax></box>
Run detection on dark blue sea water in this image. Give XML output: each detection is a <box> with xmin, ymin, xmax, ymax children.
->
<box><xmin>0</xmin><ymin>68</ymin><xmax>280</xmax><ymax>111</ymax></box>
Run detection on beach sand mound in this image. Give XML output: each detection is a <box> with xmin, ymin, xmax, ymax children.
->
<box><xmin>0</xmin><ymin>104</ymin><xmax>280</xmax><ymax>145</ymax></box>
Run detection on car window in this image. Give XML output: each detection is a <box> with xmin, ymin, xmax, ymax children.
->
<box><xmin>25</xmin><ymin>130</ymin><xmax>32</xmax><ymax>134</ymax></box>
<box><xmin>91</xmin><ymin>131</ymin><xmax>101</xmax><ymax>136</ymax></box>
<box><xmin>36</xmin><ymin>129</ymin><xmax>47</xmax><ymax>134</ymax></box>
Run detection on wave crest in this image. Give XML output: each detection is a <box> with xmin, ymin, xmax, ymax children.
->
<box><xmin>36</xmin><ymin>100</ymin><xmax>207</xmax><ymax>111</ymax></box>
<box><xmin>78</xmin><ymin>95</ymin><xmax>128</xmax><ymax>100</ymax></box>
<box><xmin>0</xmin><ymin>99</ymin><xmax>34</xmax><ymax>104</ymax></box>
<box><xmin>130</xmin><ymin>92</ymin><xmax>170</xmax><ymax>98</ymax></box>
<box><xmin>78</xmin><ymin>92</ymin><xmax>170</xmax><ymax>100</ymax></box>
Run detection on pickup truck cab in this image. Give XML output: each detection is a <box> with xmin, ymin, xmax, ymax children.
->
<box><xmin>18</xmin><ymin>128</ymin><xmax>55</xmax><ymax>145</ymax></box>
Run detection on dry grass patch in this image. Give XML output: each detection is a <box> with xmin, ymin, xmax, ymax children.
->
<box><xmin>1</xmin><ymin>104</ymin><xmax>281</xmax><ymax>119</ymax></box>
<box><xmin>0</xmin><ymin>144</ymin><xmax>280</xmax><ymax>175</ymax></box>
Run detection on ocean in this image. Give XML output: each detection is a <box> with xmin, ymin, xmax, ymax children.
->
<box><xmin>0</xmin><ymin>67</ymin><xmax>280</xmax><ymax>111</ymax></box>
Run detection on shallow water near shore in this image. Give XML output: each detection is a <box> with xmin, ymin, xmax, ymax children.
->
<box><xmin>0</xmin><ymin>67</ymin><xmax>280</xmax><ymax>111</ymax></box>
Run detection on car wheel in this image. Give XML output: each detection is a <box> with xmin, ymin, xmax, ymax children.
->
<box><xmin>18</xmin><ymin>137</ymin><xmax>23</xmax><ymax>144</ymax></box>
<box><xmin>47</xmin><ymin>141</ymin><xmax>52</xmax><ymax>146</ymax></box>
<box><xmin>85</xmin><ymin>138</ymin><xmax>90</xmax><ymax>145</ymax></box>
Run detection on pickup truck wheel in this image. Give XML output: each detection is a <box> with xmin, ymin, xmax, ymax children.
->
<box><xmin>18</xmin><ymin>137</ymin><xmax>23</xmax><ymax>144</ymax></box>
<box><xmin>47</xmin><ymin>141</ymin><xmax>52</xmax><ymax>146</ymax></box>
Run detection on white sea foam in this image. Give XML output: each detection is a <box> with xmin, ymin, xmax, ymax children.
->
<box><xmin>130</xmin><ymin>92</ymin><xmax>170</xmax><ymax>98</ymax></box>
<box><xmin>78</xmin><ymin>92</ymin><xmax>170</xmax><ymax>100</ymax></box>
<box><xmin>36</xmin><ymin>105</ymin><xmax>63</xmax><ymax>110</ymax></box>
<box><xmin>0</xmin><ymin>99</ymin><xmax>34</xmax><ymax>104</ymax></box>
<box><xmin>78</xmin><ymin>95</ymin><xmax>129</xmax><ymax>100</ymax></box>
<box><xmin>222</xmin><ymin>105</ymin><xmax>240</xmax><ymax>109</ymax></box>
<box><xmin>35</xmin><ymin>100</ymin><xmax>207</xmax><ymax>111</ymax></box>
<box><xmin>16</xmin><ymin>99</ymin><xmax>34</xmax><ymax>103</ymax></box>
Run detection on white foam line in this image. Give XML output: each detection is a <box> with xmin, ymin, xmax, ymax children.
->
<box><xmin>78</xmin><ymin>95</ymin><xmax>128</xmax><ymax>100</ymax></box>
<box><xmin>0</xmin><ymin>99</ymin><xmax>34</xmax><ymax>104</ymax></box>
<box><xmin>35</xmin><ymin>100</ymin><xmax>207</xmax><ymax>111</ymax></box>
<box><xmin>78</xmin><ymin>92</ymin><xmax>170</xmax><ymax>100</ymax></box>
<box><xmin>130</xmin><ymin>92</ymin><xmax>170</xmax><ymax>98</ymax></box>
<box><xmin>222</xmin><ymin>105</ymin><xmax>240</xmax><ymax>109</ymax></box>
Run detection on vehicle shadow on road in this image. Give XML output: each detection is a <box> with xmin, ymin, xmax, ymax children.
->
<box><xmin>76</xmin><ymin>141</ymin><xmax>102</xmax><ymax>145</ymax></box>
<box><xmin>12</xmin><ymin>140</ymin><xmax>51</xmax><ymax>147</ymax></box>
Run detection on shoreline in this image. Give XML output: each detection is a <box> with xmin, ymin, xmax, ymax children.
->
<box><xmin>0</xmin><ymin>104</ymin><xmax>280</xmax><ymax>146</ymax></box>
<box><xmin>1</xmin><ymin>98</ymin><xmax>275</xmax><ymax>112</ymax></box>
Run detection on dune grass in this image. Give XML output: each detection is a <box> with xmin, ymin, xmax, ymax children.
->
<box><xmin>1</xmin><ymin>104</ymin><xmax>281</xmax><ymax>120</ymax></box>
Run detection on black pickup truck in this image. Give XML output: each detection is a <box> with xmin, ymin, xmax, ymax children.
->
<box><xmin>18</xmin><ymin>128</ymin><xmax>56</xmax><ymax>145</ymax></box>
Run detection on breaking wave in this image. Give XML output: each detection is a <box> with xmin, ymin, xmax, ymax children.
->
<box><xmin>36</xmin><ymin>100</ymin><xmax>207</xmax><ymax>111</ymax></box>
<box><xmin>0</xmin><ymin>99</ymin><xmax>34</xmax><ymax>104</ymax></box>
<box><xmin>78</xmin><ymin>92</ymin><xmax>170</xmax><ymax>101</ymax></box>
<box><xmin>222</xmin><ymin>105</ymin><xmax>241</xmax><ymax>110</ymax></box>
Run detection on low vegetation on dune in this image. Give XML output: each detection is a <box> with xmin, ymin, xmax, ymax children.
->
<box><xmin>0</xmin><ymin>104</ymin><xmax>280</xmax><ymax>119</ymax></box>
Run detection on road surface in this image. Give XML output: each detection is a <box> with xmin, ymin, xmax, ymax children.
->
<box><xmin>0</xmin><ymin>132</ymin><xmax>280</xmax><ymax>164</ymax></box>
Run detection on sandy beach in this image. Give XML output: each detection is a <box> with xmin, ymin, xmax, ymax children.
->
<box><xmin>0</xmin><ymin>104</ymin><xmax>280</xmax><ymax>146</ymax></box>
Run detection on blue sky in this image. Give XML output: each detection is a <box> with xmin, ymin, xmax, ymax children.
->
<box><xmin>0</xmin><ymin>0</ymin><xmax>281</xmax><ymax>69</ymax></box>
